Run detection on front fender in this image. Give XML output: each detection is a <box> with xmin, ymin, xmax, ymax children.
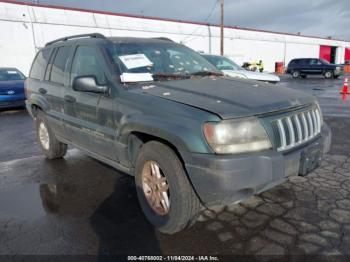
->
<box><xmin>118</xmin><ymin>114</ymin><xmax>213</xmax><ymax>157</ymax></box>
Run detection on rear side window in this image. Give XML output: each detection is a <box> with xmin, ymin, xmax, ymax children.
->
<box><xmin>289</xmin><ymin>59</ymin><xmax>301</xmax><ymax>66</ymax></box>
<box><xmin>29</xmin><ymin>49</ymin><xmax>51</xmax><ymax>80</ymax></box>
<box><xmin>49</xmin><ymin>46</ymin><xmax>71</xmax><ymax>85</ymax></box>
<box><xmin>289</xmin><ymin>60</ymin><xmax>296</xmax><ymax>66</ymax></box>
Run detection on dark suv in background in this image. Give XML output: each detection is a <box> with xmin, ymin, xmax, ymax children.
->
<box><xmin>286</xmin><ymin>58</ymin><xmax>343</xmax><ymax>79</ymax></box>
<box><xmin>25</xmin><ymin>33</ymin><xmax>331</xmax><ymax>234</ymax></box>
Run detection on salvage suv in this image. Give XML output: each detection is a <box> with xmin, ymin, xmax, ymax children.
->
<box><xmin>26</xmin><ymin>33</ymin><xmax>331</xmax><ymax>234</ymax></box>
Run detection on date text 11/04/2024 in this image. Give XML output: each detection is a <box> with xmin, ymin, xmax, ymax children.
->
<box><xmin>127</xmin><ymin>256</ymin><xmax>219</xmax><ymax>261</ymax></box>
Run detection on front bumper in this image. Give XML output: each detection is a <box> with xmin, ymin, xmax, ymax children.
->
<box><xmin>0</xmin><ymin>100</ymin><xmax>25</xmax><ymax>109</ymax></box>
<box><xmin>185</xmin><ymin>124</ymin><xmax>331</xmax><ymax>206</ymax></box>
<box><xmin>0</xmin><ymin>94</ymin><xmax>25</xmax><ymax>109</ymax></box>
<box><xmin>334</xmin><ymin>69</ymin><xmax>343</xmax><ymax>76</ymax></box>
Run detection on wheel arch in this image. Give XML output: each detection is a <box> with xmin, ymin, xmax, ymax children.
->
<box><xmin>127</xmin><ymin>131</ymin><xmax>189</xmax><ymax>170</ymax></box>
<box><xmin>27</xmin><ymin>94</ymin><xmax>49</xmax><ymax>117</ymax></box>
<box><xmin>127</xmin><ymin>131</ymin><xmax>205</xmax><ymax>209</ymax></box>
<box><xmin>119</xmin><ymin>115</ymin><xmax>211</xmax><ymax>166</ymax></box>
<box><xmin>30</xmin><ymin>104</ymin><xmax>43</xmax><ymax>117</ymax></box>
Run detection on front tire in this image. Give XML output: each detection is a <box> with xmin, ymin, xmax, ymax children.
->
<box><xmin>324</xmin><ymin>70</ymin><xmax>333</xmax><ymax>79</ymax></box>
<box><xmin>134</xmin><ymin>141</ymin><xmax>201</xmax><ymax>234</ymax></box>
<box><xmin>36</xmin><ymin>111</ymin><xmax>67</xmax><ymax>159</ymax></box>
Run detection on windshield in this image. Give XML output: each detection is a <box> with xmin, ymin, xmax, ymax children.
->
<box><xmin>320</xmin><ymin>59</ymin><xmax>331</xmax><ymax>65</ymax></box>
<box><xmin>0</xmin><ymin>69</ymin><xmax>25</xmax><ymax>81</ymax></box>
<box><xmin>106</xmin><ymin>41</ymin><xmax>221</xmax><ymax>82</ymax></box>
<box><xmin>203</xmin><ymin>55</ymin><xmax>242</xmax><ymax>71</ymax></box>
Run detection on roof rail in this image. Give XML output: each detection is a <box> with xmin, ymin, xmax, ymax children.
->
<box><xmin>153</xmin><ymin>37</ymin><xmax>174</xmax><ymax>42</ymax></box>
<box><xmin>45</xmin><ymin>33</ymin><xmax>106</xmax><ymax>46</ymax></box>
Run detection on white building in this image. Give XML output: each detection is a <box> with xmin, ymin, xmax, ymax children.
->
<box><xmin>1</xmin><ymin>0</ymin><xmax>350</xmax><ymax>74</ymax></box>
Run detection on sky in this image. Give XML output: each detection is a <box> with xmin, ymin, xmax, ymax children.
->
<box><xmin>21</xmin><ymin>0</ymin><xmax>350</xmax><ymax>41</ymax></box>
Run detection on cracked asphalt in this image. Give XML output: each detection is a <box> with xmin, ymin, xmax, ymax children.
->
<box><xmin>1</xmin><ymin>76</ymin><xmax>350</xmax><ymax>257</ymax></box>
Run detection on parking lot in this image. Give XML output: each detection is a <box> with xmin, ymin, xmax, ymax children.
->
<box><xmin>279</xmin><ymin>75</ymin><xmax>350</xmax><ymax>118</ymax></box>
<box><xmin>0</xmin><ymin>75</ymin><xmax>350</xmax><ymax>256</ymax></box>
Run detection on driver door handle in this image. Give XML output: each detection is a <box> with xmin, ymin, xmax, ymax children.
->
<box><xmin>64</xmin><ymin>95</ymin><xmax>76</xmax><ymax>103</ymax></box>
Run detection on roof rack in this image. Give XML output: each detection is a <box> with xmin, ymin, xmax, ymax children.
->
<box><xmin>153</xmin><ymin>37</ymin><xmax>174</xmax><ymax>42</ymax></box>
<box><xmin>45</xmin><ymin>33</ymin><xmax>106</xmax><ymax>46</ymax></box>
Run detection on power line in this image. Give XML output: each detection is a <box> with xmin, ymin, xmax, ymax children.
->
<box><xmin>181</xmin><ymin>0</ymin><xmax>219</xmax><ymax>44</ymax></box>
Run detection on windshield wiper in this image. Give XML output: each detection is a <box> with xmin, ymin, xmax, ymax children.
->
<box><xmin>152</xmin><ymin>73</ymin><xmax>191</xmax><ymax>81</ymax></box>
<box><xmin>190</xmin><ymin>71</ymin><xmax>224</xmax><ymax>77</ymax></box>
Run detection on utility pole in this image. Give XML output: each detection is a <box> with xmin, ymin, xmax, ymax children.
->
<box><xmin>220</xmin><ymin>0</ymin><xmax>224</xmax><ymax>55</ymax></box>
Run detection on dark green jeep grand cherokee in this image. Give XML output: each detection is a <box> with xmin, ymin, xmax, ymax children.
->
<box><xmin>25</xmin><ymin>33</ymin><xmax>331</xmax><ymax>234</ymax></box>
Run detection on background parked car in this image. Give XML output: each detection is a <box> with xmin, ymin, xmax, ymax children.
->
<box><xmin>286</xmin><ymin>58</ymin><xmax>343</xmax><ymax>79</ymax></box>
<box><xmin>0</xmin><ymin>68</ymin><xmax>26</xmax><ymax>109</ymax></box>
<box><xmin>202</xmin><ymin>54</ymin><xmax>280</xmax><ymax>83</ymax></box>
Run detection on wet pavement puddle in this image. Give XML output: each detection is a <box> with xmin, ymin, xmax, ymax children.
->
<box><xmin>0</xmin><ymin>184</ymin><xmax>64</xmax><ymax>220</ymax></box>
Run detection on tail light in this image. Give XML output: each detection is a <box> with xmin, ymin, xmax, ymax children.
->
<box><xmin>24</xmin><ymin>78</ymin><xmax>28</xmax><ymax>98</ymax></box>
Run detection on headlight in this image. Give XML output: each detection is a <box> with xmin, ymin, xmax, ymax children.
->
<box><xmin>203</xmin><ymin>117</ymin><xmax>272</xmax><ymax>154</ymax></box>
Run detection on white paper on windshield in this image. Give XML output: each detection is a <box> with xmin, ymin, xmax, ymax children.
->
<box><xmin>7</xmin><ymin>71</ymin><xmax>18</xmax><ymax>74</ymax></box>
<box><xmin>120</xmin><ymin>73</ymin><xmax>153</xmax><ymax>83</ymax></box>
<box><xmin>119</xmin><ymin>54</ymin><xmax>153</xmax><ymax>69</ymax></box>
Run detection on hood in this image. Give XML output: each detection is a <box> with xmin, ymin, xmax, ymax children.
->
<box><xmin>223</xmin><ymin>70</ymin><xmax>280</xmax><ymax>82</ymax></box>
<box><xmin>132</xmin><ymin>77</ymin><xmax>315</xmax><ymax>119</ymax></box>
<box><xmin>328</xmin><ymin>63</ymin><xmax>343</xmax><ymax>68</ymax></box>
<box><xmin>0</xmin><ymin>80</ymin><xmax>25</xmax><ymax>95</ymax></box>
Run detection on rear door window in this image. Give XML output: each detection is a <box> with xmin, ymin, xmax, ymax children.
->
<box><xmin>29</xmin><ymin>49</ymin><xmax>52</xmax><ymax>80</ymax></box>
<box><xmin>49</xmin><ymin>46</ymin><xmax>71</xmax><ymax>85</ymax></box>
<box><xmin>299</xmin><ymin>59</ymin><xmax>307</xmax><ymax>65</ymax></box>
<box><xmin>289</xmin><ymin>60</ymin><xmax>298</xmax><ymax>66</ymax></box>
<box><xmin>303</xmin><ymin>59</ymin><xmax>311</xmax><ymax>65</ymax></box>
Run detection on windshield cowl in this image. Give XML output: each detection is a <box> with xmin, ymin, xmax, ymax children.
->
<box><xmin>120</xmin><ymin>71</ymin><xmax>224</xmax><ymax>83</ymax></box>
<box><xmin>190</xmin><ymin>71</ymin><xmax>224</xmax><ymax>77</ymax></box>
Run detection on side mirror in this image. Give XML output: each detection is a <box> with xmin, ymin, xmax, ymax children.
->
<box><xmin>72</xmin><ymin>76</ymin><xmax>108</xmax><ymax>94</ymax></box>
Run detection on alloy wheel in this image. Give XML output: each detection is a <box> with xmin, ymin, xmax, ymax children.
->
<box><xmin>39</xmin><ymin>122</ymin><xmax>50</xmax><ymax>150</ymax></box>
<box><xmin>141</xmin><ymin>160</ymin><xmax>170</xmax><ymax>216</ymax></box>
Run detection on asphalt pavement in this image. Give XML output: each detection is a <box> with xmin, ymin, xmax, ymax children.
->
<box><xmin>279</xmin><ymin>74</ymin><xmax>350</xmax><ymax>118</ymax></box>
<box><xmin>0</xmin><ymin>76</ymin><xmax>350</xmax><ymax>257</ymax></box>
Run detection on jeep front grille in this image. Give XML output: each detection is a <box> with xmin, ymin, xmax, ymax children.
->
<box><xmin>272</xmin><ymin>107</ymin><xmax>322</xmax><ymax>151</ymax></box>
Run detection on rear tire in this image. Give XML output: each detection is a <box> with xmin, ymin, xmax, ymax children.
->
<box><xmin>324</xmin><ymin>70</ymin><xmax>333</xmax><ymax>79</ymax></box>
<box><xmin>292</xmin><ymin>71</ymin><xmax>300</xmax><ymax>78</ymax></box>
<box><xmin>134</xmin><ymin>141</ymin><xmax>201</xmax><ymax>234</ymax></box>
<box><xmin>36</xmin><ymin>111</ymin><xmax>67</xmax><ymax>159</ymax></box>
